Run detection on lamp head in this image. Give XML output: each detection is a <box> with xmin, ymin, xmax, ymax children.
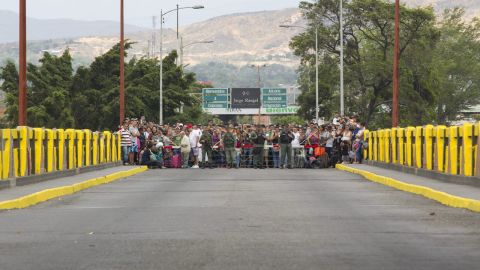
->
<box><xmin>192</xmin><ymin>5</ymin><xmax>204</xmax><ymax>9</ymax></box>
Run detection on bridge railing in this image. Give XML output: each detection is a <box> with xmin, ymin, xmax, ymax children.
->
<box><xmin>364</xmin><ymin>123</ymin><xmax>480</xmax><ymax>177</ymax></box>
<box><xmin>0</xmin><ymin>127</ymin><xmax>121</xmax><ymax>180</ymax></box>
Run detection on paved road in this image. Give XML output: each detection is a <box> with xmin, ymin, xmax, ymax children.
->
<box><xmin>1</xmin><ymin>169</ymin><xmax>479</xmax><ymax>270</ymax></box>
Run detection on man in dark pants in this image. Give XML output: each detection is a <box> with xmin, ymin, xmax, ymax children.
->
<box><xmin>279</xmin><ymin>126</ymin><xmax>294</xmax><ymax>169</ymax></box>
<box><xmin>222</xmin><ymin>127</ymin><xmax>237</xmax><ymax>169</ymax></box>
<box><xmin>200</xmin><ymin>127</ymin><xmax>214</xmax><ymax>169</ymax></box>
<box><xmin>253</xmin><ymin>125</ymin><xmax>267</xmax><ymax>169</ymax></box>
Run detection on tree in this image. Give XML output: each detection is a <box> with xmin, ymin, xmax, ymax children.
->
<box><xmin>428</xmin><ymin>8</ymin><xmax>480</xmax><ymax>124</ymax></box>
<box><xmin>1</xmin><ymin>42</ymin><xmax>201</xmax><ymax>129</ymax></box>
<box><xmin>0</xmin><ymin>61</ymin><xmax>19</xmax><ymax>126</ymax></box>
<box><xmin>27</xmin><ymin>50</ymin><xmax>75</xmax><ymax>127</ymax></box>
<box><xmin>291</xmin><ymin>0</ymin><xmax>438</xmax><ymax>128</ymax></box>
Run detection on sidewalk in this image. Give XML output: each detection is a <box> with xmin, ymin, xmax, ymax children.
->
<box><xmin>340</xmin><ymin>164</ymin><xmax>480</xmax><ymax>200</ymax></box>
<box><xmin>337</xmin><ymin>163</ymin><xmax>480</xmax><ymax>212</ymax></box>
<box><xmin>0</xmin><ymin>166</ymin><xmax>147</xmax><ymax>209</ymax></box>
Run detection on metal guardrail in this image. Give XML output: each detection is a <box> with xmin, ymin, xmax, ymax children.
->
<box><xmin>365</xmin><ymin>123</ymin><xmax>480</xmax><ymax>177</ymax></box>
<box><xmin>0</xmin><ymin>127</ymin><xmax>120</xmax><ymax>180</ymax></box>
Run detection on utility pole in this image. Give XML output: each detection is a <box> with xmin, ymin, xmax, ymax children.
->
<box><xmin>18</xmin><ymin>0</ymin><xmax>27</xmax><ymax>126</ymax></box>
<box><xmin>152</xmin><ymin>16</ymin><xmax>156</xmax><ymax>58</ymax></box>
<box><xmin>392</xmin><ymin>0</ymin><xmax>400</xmax><ymax>127</ymax></box>
<box><xmin>340</xmin><ymin>0</ymin><xmax>344</xmax><ymax>117</ymax></box>
<box><xmin>119</xmin><ymin>0</ymin><xmax>125</xmax><ymax>125</ymax></box>
<box><xmin>176</xmin><ymin>4</ymin><xmax>180</xmax><ymax>63</ymax></box>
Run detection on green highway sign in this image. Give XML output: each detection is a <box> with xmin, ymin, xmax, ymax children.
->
<box><xmin>263</xmin><ymin>96</ymin><xmax>287</xmax><ymax>102</ymax></box>
<box><xmin>203</xmin><ymin>88</ymin><xmax>229</xmax><ymax>95</ymax></box>
<box><xmin>203</xmin><ymin>88</ymin><xmax>229</xmax><ymax>109</ymax></box>
<box><xmin>262</xmin><ymin>88</ymin><xmax>287</xmax><ymax>95</ymax></box>
<box><xmin>261</xmin><ymin>88</ymin><xmax>287</xmax><ymax>108</ymax></box>
<box><xmin>203</xmin><ymin>102</ymin><xmax>229</xmax><ymax>108</ymax></box>
<box><xmin>203</xmin><ymin>95</ymin><xmax>229</xmax><ymax>102</ymax></box>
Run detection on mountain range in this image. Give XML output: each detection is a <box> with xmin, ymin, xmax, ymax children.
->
<box><xmin>0</xmin><ymin>0</ymin><xmax>479</xmax><ymax>85</ymax></box>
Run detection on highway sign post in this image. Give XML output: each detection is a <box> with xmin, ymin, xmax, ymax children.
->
<box><xmin>202</xmin><ymin>87</ymin><xmax>295</xmax><ymax>115</ymax></box>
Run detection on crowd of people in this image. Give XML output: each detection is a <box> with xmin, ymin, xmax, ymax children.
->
<box><xmin>119</xmin><ymin>115</ymin><xmax>366</xmax><ymax>169</ymax></box>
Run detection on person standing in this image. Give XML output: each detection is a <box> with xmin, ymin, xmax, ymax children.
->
<box><xmin>120</xmin><ymin>119</ymin><xmax>132</xmax><ymax>165</ymax></box>
<box><xmin>279</xmin><ymin>126</ymin><xmax>294</xmax><ymax>169</ymax></box>
<box><xmin>199</xmin><ymin>127</ymin><xmax>214</xmax><ymax>169</ymax></box>
<box><xmin>189</xmin><ymin>125</ymin><xmax>202</xmax><ymax>168</ymax></box>
<box><xmin>180</xmin><ymin>130</ymin><xmax>191</xmax><ymax>168</ymax></box>
<box><xmin>270</xmin><ymin>126</ymin><xmax>281</xmax><ymax>168</ymax></box>
<box><xmin>253</xmin><ymin>125</ymin><xmax>267</xmax><ymax>169</ymax></box>
<box><xmin>222</xmin><ymin>127</ymin><xmax>237</xmax><ymax>169</ymax></box>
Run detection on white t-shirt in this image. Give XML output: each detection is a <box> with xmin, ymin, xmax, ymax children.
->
<box><xmin>291</xmin><ymin>132</ymin><xmax>301</xmax><ymax>148</ymax></box>
<box><xmin>189</xmin><ymin>129</ymin><xmax>202</xmax><ymax>148</ymax></box>
<box><xmin>326</xmin><ymin>131</ymin><xmax>335</xmax><ymax>147</ymax></box>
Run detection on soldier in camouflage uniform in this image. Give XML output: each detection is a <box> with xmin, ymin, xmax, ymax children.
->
<box><xmin>253</xmin><ymin>125</ymin><xmax>267</xmax><ymax>169</ymax></box>
<box><xmin>222</xmin><ymin>127</ymin><xmax>237</xmax><ymax>169</ymax></box>
<box><xmin>199</xmin><ymin>127</ymin><xmax>213</xmax><ymax>169</ymax></box>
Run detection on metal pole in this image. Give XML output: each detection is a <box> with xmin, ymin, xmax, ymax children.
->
<box><xmin>180</xmin><ymin>36</ymin><xmax>184</xmax><ymax>67</ymax></box>
<box><xmin>315</xmin><ymin>27</ymin><xmax>319</xmax><ymax>124</ymax></box>
<box><xmin>176</xmin><ymin>4</ymin><xmax>180</xmax><ymax>64</ymax></box>
<box><xmin>18</xmin><ymin>0</ymin><xmax>27</xmax><ymax>126</ymax></box>
<box><xmin>160</xmin><ymin>10</ymin><xmax>164</xmax><ymax>125</ymax></box>
<box><xmin>340</xmin><ymin>0</ymin><xmax>344</xmax><ymax>117</ymax></box>
<box><xmin>392</xmin><ymin>0</ymin><xmax>400</xmax><ymax>127</ymax></box>
<box><xmin>119</xmin><ymin>0</ymin><xmax>125</xmax><ymax>125</ymax></box>
<box><xmin>176</xmin><ymin>4</ymin><xmax>179</xmax><ymax>40</ymax></box>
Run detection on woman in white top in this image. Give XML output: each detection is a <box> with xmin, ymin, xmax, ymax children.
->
<box><xmin>291</xmin><ymin>128</ymin><xmax>301</xmax><ymax>148</ymax></box>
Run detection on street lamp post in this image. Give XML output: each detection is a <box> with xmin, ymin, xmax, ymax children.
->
<box><xmin>280</xmin><ymin>25</ymin><xmax>319</xmax><ymax>124</ymax></box>
<box><xmin>180</xmin><ymin>39</ymin><xmax>214</xmax><ymax>67</ymax></box>
<box><xmin>251</xmin><ymin>64</ymin><xmax>267</xmax><ymax>124</ymax></box>
<box><xmin>159</xmin><ymin>5</ymin><xmax>204</xmax><ymax>125</ymax></box>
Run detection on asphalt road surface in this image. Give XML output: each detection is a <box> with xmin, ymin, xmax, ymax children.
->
<box><xmin>1</xmin><ymin>169</ymin><xmax>479</xmax><ymax>270</ymax></box>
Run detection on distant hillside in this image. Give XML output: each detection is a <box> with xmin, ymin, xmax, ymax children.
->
<box><xmin>404</xmin><ymin>0</ymin><xmax>480</xmax><ymax>18</ymax></box>
<box><xmin>0</xmin><ymin>10</ymin><xmax>147</xmax><ymax>43</ymax></box>
<box><xmin>0</xmin><ymin>8</ymin><xmax>304</xmax><ymax>69</ymax></box>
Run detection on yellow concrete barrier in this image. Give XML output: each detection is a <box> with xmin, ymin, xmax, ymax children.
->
<box><xmin>436</xmin><ymin>126</ymin><xmax>447</xmax><ymax>173</ymax></box>
<box><xmin>365</xmin><ymin>122</ymin><xmax>479</xmax><ymax>178</ymax></box>
<box><xmin>0</xmin><ymin>127</ymin><xmax>121</xmax><ymax>181</ymax></box>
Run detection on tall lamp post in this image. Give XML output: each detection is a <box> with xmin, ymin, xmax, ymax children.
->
<box><xmin>159</xmin><ymin>5</ymin><xmax>204</xmax><ymax>125</ymax></box>
<box><xmin>251</xmin><ymin>64</ymin><xmax>267</xmax><ymax>124</ymax></box>
<box><xmin>392</xmin><ymin>0</ymin><xmax>400</xmax><ymax>127</ymax></box>
<box><xmin>280</xmin><ymin>25</ymin><xmax>319</xmax><ymax>124</ymax></box>
<box><xmin>18</xmin><ymin>0</ymin><xmax>27</xmax><ymax>126</ymax></box>
<box><xmin>180</xmin><ymin>39</ymin><xmax>214</xmax><ymax>67</ymax></box>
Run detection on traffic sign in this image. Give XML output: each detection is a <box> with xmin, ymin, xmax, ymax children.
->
<box><xmin>231</xmin><ymin>88</ymin><xmax>261</xmax><ymax>109</ymax></box>
<box><xmin>203</xmin><ymin>88</ymin><xmax>229</xmax><ymax>109</ymax></box>
<box><xmin>261</xmin><ymin>88</ymin><xmax>287</xmax><ymax>108</ymax></box>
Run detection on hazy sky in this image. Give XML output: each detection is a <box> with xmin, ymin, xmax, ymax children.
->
<box><xmin>1</xmin><ymin>0</ymin><xmax>301</xmax><ymax>27</ymax></box>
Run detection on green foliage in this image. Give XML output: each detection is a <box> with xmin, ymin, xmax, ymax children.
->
<box><xmin>291</xmin><ymin>0</ymin><xmax>441</xmax><ymax>127</ymax></box>
<box><xmin>428</xmin><ymin>8</ymin><xmax>480</xmax><ymax>124</ymax></box>
<box><xmin>1</xmin><ymin>43</ymin><xmax>201</xmax><ymax>129</ymax></box>
<box><xmin>0</xmin><ymin>61</ymin><xmax>19</xmax><ymax>125</ymax></box>
<box><xmin>271</xmin><ymin>115</ymin><xmax>306</xmax><ymax>126</ymax></box>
